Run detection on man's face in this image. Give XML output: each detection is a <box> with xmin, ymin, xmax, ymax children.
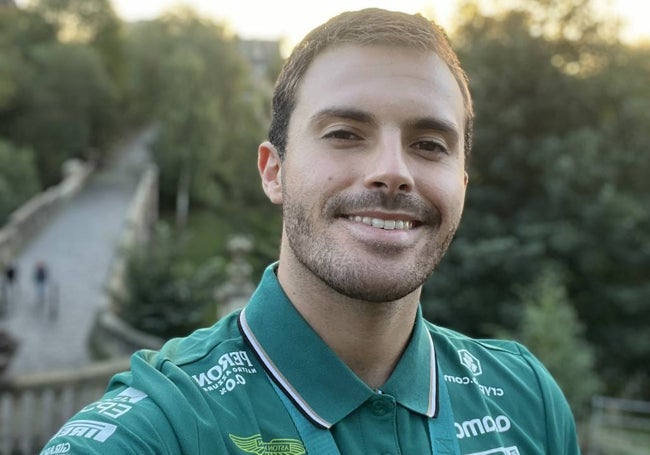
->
<box><xmin>266</xmin><ymin>44</ymin><xmax>468</xmax><ymax>302</ymax></box>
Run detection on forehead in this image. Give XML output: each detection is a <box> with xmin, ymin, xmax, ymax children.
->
<box><xmin>291</xmin><ymin>44</ymin><xmax>465</xmax><ymax>131</ymax></box>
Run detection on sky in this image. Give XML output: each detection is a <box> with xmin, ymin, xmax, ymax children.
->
<box><xmin>110</xmin><ymin>0</ymin><xmax>650</xmax><ymax>50</ymax></box>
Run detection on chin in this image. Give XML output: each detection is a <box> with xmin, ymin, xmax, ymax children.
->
<box><xmin>322</xmin><ymin>266</ymin><xmax>427</xmax><ymax>303</ymax></box>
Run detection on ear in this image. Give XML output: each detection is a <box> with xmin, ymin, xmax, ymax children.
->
<box><xmin>464</xmin><ymin>171</ymin><xmax>469</xmax><ymax>187</ymax></box>
<box><xmin>258</xmin><ymin>141</ymin><xmax>283</xmax><ymax>205</ymax></box>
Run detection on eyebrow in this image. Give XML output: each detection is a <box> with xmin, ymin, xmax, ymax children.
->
<box><xmin>309</xmin><ymin>108</ymin><xmax>378</xmax><ymax>126</ymax></box>
<box><xmin>310</xmin><ymin>107</ymin><xmax>461</xmax><ymax>144</ymax></box>
<box><xmin>407</xmin><ymin>117</ymin><xmax>461</xmax><ymax>145</ymax></box>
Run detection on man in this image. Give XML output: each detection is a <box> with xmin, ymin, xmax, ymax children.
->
<box><xmin>34</xmin><ymin>261</ymin><xmax>48</xmax><ymax>306</ymax></box>
<box><xmin>1</xmin><ymin>259</ymin><xmax>17</xmax><ymax>315</ymax></box>
<box><xmin>41</xmin><ymin>8</ymin><xmax>580</xmax><ymax>454</ymax></box>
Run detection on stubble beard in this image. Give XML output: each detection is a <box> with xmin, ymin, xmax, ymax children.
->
<box><xmin>282</xmin><ymin>191</ymin><xmax>460</xmax><ymax>303</ymax></box>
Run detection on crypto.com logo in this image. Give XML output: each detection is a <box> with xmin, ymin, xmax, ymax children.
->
<box><xmin>458</xmin><ymin>349</ymin><xmax>482</xmax><ymax>376</ymax></box>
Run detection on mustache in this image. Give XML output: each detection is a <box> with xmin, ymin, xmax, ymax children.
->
<box><xmin>325</xmin><ymin>191</ymin><xmax>440</xmax><ymax>225</ymax></box>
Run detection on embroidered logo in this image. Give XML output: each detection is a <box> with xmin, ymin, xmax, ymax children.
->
<box><xmin>458</xmin><ymin>349</ymin><xmax>482</xmax><ymax>376</ymax></box>
<box><xmin>229</xmin><ymin>434</ymin><xmax>305</xmax><ymax>455</ymax></box>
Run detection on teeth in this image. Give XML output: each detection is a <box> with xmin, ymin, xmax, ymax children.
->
<box><xmin>348</xmin><ymin>216</ymin><xmax>413</xmax><ymax>230</ymax></box>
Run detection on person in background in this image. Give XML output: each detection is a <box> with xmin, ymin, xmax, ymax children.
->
<box><xmin>1</xmin><ymin>259</ymin><xmax>18</xmax><ymax>316</ymax></box>
<box><xmin>33</xmin><ymin>261</ymin><xmax>48</xmax><ymax>306</ymax></box>
<box><xmin>40</xmin><ymin>8</ymin><xmax>580</xmax><ymax>454</ymax></box>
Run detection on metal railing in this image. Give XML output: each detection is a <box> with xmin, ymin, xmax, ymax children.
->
<box><xmin>0</xmin><ymin>358</ymin><xmax>129</xmax><ymax>455</ymax></box>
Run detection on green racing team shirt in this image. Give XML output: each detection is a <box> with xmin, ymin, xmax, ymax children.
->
<box><xmin>40</xmin><ymin>264</ymin><xmax>580</xmax><ymax>455</ymax></box>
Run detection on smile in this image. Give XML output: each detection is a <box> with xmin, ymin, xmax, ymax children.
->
<box><xmin>346</xmin><ymin>215</ymin><xmax>414</xmax><ymax>230</ymax></box>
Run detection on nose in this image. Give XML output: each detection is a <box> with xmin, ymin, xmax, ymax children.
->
<box><xmin>363</xmin><ymin>136</ymin><xmax>414</xmax><ymax>194</ymax></box>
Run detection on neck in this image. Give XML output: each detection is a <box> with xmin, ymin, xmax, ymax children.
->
<box><xmin>277</xmin><ymin>254</ymin><xmax>421</xmax><ymax>389</ymax></box>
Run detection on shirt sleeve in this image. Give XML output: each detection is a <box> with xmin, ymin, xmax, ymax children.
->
<box><xmin>38</xmin><ymin>383</ymin><xmax>180</xmax><ymax>454</ymax></box>
<box><xmin>517</xmin><ymin>343</ymin><xmax>582</xmax><ymax>454</ymax></box>
<box><xmin>40</xmin><ymin>348</ymin><xmax>237</xmax><ymax>454</ymax></box>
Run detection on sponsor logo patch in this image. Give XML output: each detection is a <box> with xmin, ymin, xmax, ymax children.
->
<box><xmin>79</xmin><ymin>387</ymin><xmax>148</xmax><ymax>419</ymax></box>
<box><xmin>229</xmin><ymin>434</ymin><xmax>305</xmax><ymax>455</ymax></box>
<box><xmin>458</xmin><ymin>349</ymin><xmax>482</xmax><ymax>376</ymax></box>
<box><xmin>41</xmin><ymin>442</ymin><xmax>71</xmax><ymax>454</ymax></box>
<box><xmin>455</xmin><ymin>414</ymin><xmax>512</xmax><ymax>439</ymax></box>
<box><xmin>466</xmin><ymin>446</ymin><xmax>520</xmax><ymax>455</ymax></box>
<box><xmin>53</xmin><ymin>420</ymin><xmax>116</xmax><ymax>442</ymax></box>
<box><xmin>443</xmin><ymin>374</ymin><xmax>505</xmax><ymax>397</ymax></box>
<box><xmin>115</xmin><ymin>387</ymin><xmax>148</xmax><ymax>403</ymax></box>
<box><xmin>192</xmin><ymin>350</ymin><xmax>258</xmax><ymax>395</ymax></box>
<box><xmin>447</xmin><ymin>349</ymin><xmax>505</xmax><ymax>397</ymax></box>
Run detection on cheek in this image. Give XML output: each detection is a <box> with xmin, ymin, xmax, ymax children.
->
<box><xmin>282</xmin><ymin>167</ymin><xmax>332</xmax><ymax>207</ymax></box>
<box><xmin>421</xmin><ymin>173</ymin><xmax>467</xmax><ymax>215</ymax></box>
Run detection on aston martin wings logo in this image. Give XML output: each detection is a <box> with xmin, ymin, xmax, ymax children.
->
<box><xmin>229</xmin><ymin>434</ymin><xmax>306</xmax><ymax>455</ymax></box>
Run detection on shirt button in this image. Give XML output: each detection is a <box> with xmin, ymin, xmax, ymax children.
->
<box><xmin>368</xmin><ymin>398</ymin><xmax>394</xmax><ymax>416</ymax></box>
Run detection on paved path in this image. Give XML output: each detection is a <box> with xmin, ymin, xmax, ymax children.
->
<box><xmin>0</xmin><ymin>128</ymin><xmax>155</xmax><ymax>377</ymax></box>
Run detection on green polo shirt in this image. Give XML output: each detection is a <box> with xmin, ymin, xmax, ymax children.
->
<box><xmin>41</xmin><ymin>264</ymin><xmax>580</xmax><ymax>454</ymax></box>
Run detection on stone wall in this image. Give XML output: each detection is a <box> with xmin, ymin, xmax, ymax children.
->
<box><xmin>91</xmin><ymin>164</ymin><xmax>164</xmax><ymax>358</ymax></box>
<box><xmin>0</xmin><ymin>159</ymin><xmax>94</xmax><ymax>264</ymax></box>
<box><xmin>104</xmin><ymin>164</ymin><xmax>159</xmax><ymax>309</ymax></box>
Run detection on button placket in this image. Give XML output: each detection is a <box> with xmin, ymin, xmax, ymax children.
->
<box><xmin>369</xmin><ymin>397</ymin><xmax>394</xmax><ymax>416</ymax></box>
<box><xmin>360</xmin><ymin>394</ymin><xmax>400</xmax><ymax>455</ymax></box>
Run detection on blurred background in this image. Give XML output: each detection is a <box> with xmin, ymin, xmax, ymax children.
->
<box><xmin>0</xmin><ymin>0</ymin><xmax>648</xmax><ymax>453</ymax></box>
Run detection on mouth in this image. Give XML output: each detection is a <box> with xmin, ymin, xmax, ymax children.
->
<box><xmin>345</xmin><ymin>215</ymin><xmax>416</xmax><ymax>231</ymax></box>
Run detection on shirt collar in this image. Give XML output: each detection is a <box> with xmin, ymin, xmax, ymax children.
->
<box><xmin>239</xmin><ymin>263</ymin><xmax>438</xmax><ymax>429</ymax></box>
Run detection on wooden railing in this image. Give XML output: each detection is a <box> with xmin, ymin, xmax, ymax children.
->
<box><xmin>0</xmin><ymin>358</ymin><xmax>129</xmax><ymax>455</ymax></box>
<box><xmin>588</xmin><ymin>395</ymin><xmax>650</xmax><ymax>454</ymax></box>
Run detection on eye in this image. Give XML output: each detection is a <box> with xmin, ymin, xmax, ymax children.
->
<box><xmin>412</xmin><ymin>140</ymin><xmax>448</xmax><ymax>157</ymax></box>
<box><xmin>322</xmin><ymin>129</ymin><xmax>362</xmax><ymax>141</ymax></box>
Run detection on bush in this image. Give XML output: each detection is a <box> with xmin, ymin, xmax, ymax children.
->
<box><xmin>0</xmin><ymin>139</ymin><xmax>39</xmax><ymax>224</ymax></box>
<box><xmin>115</xmin><ymin>222</ymin><xmax>225</xmax><ymax>339</ymax></box>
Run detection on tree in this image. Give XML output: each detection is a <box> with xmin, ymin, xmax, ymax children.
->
<box><xmin>7</xmin><ymin>42</ymin><xmax>116</xmax><ymax>186</ymax></box>
<box><xmin>27</xmin><ymin>0</ymin><xmax>126</xmax><ymax>92</ymax></box>
<box><xmin>497</xmin><ymin>267</ymin><xmax>601</xmax><ymax>420</ymax></box>
<box><xmin>424</xmin><ymin>1</ymin><xmax>650</xmax><ymax>398</ymax></box>
<box><xmin>0</xmin><ymin>7</ymin><xmax>56</xmax><ymax>127</ymax></box>
<box><xmin>126</xmin><ymin>9</ymin><xmax>268</xmax><ymax>228</ymax></box>
<box><xmin>0</xmin><ymin>139</ymin><xmax>39</xmax><ymax>224</ymax></box>
<box><xmin>0</xmin><ymin>5</ymin><xmax>119</xmax><ymax>187</ymax></box>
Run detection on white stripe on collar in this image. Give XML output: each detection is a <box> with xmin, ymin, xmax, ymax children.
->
<box><xmin>239</xmin><ymin>307</ymin><xmax>332</xmax><ymax>429</ymax></box>
<box><xmin>426</xmin><ymin>330</ymin><xmax>438</xmax><ymax>418</ymax></box>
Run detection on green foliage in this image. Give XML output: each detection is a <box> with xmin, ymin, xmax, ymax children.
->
<box><xmin>0</xmin><ymin>139</ymin><xmax>39</xmax><ymax>224</ymax></box>
<box><xmin>424</xmin><ymin>1</ymin><xmax>650</xmax><ymax>399</ymax></box>
<box><xmin>0</xmin><ymin>6</ymin><xmax>56</xmax><ymax>50</ymax></box>
<box><xmin>167</xmin><ymin>208</ymin><xmax>281</xmax><ymax>285</ymax></box>
<box><xmin>116</xmin><ymin>223</ymin><xmax>225</xmax><ymax>339</ymax></box>
<box><xmin>124</xmin><ymin>9</ymin><xmax>272</xmax><ymax>236</ymax></box>
<box><xmin>15</xmin><ymin>42</ymin><xmax>116</xmax><ymax>186</ymax></box>
<box><xmin>28</xmin><ymin>0</ymin><xmax>126</xmax><ymax>89</ymax></box>
<box><xmin>496</xmin><ymin>268</ymin><xmax>601</xmax><ymax>419</ymax></box>
<box><xmin>0</xmin><ymin>4</ymin><xmax>120</xmax><ymax>188</ymax></box>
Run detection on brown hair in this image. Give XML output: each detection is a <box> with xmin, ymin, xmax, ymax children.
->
<box><xmin>268</xmin><ymin>8</ymin><xmax>474</xmax><ymax>161</ymax></box>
